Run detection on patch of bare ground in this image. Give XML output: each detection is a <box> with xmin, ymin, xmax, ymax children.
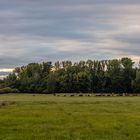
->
<box><xmin>0</xmin><ymin>101</ymin><xmax>16</xmax><ymax>107</ymax></box>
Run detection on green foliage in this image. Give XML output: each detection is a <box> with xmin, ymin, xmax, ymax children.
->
<box><xmin>1</xmin><ymin>57</ymin><xmax>140</xmax><ymax>93</ymax></box>
<box><xmin>132</xmin><ymin>70</ymin><xmax>140</xmax><ymax>93</ymax></box>
<box><xmin>0</xmin><ymin>87</ymin><xmax>19</xmax><ymax>93</ymax></box>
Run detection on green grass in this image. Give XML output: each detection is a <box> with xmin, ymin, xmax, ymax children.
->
<box><xmin>0</xmin><ymin>94</ymin><xmax>140</xmax><ymax>140</ymax></box>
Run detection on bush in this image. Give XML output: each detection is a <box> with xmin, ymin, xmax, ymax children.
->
<box><xmin>42</xmin><ymin>89</ymin><xmax>53</xmax><ymax>94</ymax></box>
<box><xmin>42</xmin><ymin>89</ymin><xmax>49</xmax><ymax>94</ymax></box>
<box><xmin>0</xmin><ymin>87</ymin><xmax>19</xmax><ymax>93</ymax></box>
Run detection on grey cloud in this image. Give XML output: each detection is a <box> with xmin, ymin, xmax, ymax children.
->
<box><xmin>114</xmin><ymin>33</ymin><xmax>140</xmax><ymax>44</ymax></box>
<box><xmin>0</xmin><ymin>0</ymin><xmax>140</xmax><ymax>68</ymax></box>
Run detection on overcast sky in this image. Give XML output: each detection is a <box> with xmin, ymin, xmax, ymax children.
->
<box><xmin>0</xmin><ymin>0</ymin><xmax>140</xmax><ymax>70</ymax></box>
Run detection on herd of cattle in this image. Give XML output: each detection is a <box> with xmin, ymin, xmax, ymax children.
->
<box><xmin>54</xmin><ymin>93</ymin><xmax>140</xmax><ymax>97</ymax></box>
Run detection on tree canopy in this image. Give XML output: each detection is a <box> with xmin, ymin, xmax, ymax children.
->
<box><xmin>1</xmin><ymin>58</ymin><xmax>140</xmax><ymax>93</ymax></box>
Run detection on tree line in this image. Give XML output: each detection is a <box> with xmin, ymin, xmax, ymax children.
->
<box><xmin>0</xmin><ymin>57</ymin><xmax>140</xmax><ymax>93</ymax></box>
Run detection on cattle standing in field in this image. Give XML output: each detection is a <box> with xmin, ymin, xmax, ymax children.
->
<box><xmin>70</xmin><ymin>94</ymin><xmax>74</xmax><ymax>97</ymax></box>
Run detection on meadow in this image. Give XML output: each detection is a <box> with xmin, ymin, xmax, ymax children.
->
<box><xmin>0</xmin><ymin>94</ymin><xmax>140</xmax><ymax>140</ymax></box>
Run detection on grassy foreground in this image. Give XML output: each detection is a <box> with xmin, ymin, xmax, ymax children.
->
<box><xmin>0</xmin><ymin>94</ymin><xmax>140</xmax><ymax>140</ymax></box>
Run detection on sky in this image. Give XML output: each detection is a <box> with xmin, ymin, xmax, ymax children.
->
<box><xmin>0</xmin><ymin>0</ymin><xmax>140</xmax><ymax>73</ymax></box>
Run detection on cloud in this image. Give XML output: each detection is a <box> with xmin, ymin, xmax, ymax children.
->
<box><xmin>0</xmin><ymin>0</ymin><xmax>140</xmax><ymax>69</ymax></box>
<box><xmin>0</xmin><ymin>69</ymin><xmax>13</xmax><ymax>72</ymax></box>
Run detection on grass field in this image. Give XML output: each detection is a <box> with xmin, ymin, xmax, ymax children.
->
<box><xmin>0</xmin><ymin>94</ymin><xmax>140</xmax><ymax>140</ymax></box>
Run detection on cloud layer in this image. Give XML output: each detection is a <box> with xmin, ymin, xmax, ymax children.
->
<box><xmin>0</xmin><ymin>0</ymin><xmax>140</xmax><ymax>69</ymax></box>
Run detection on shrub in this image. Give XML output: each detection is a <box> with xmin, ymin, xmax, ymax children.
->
<box><xmin>42</xmin><ymin>89</ymin><xmax>49</xmax><ymax>94</ymax></box>
<box><xmin>0</xmin><ymin>87</ymin><xmax>19</xmax><ymax>93</ymax></box>
<box><xmin>42</xmin><ymin>89</ymin><xmax>53</xmax><ymax>94</ymax></box>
